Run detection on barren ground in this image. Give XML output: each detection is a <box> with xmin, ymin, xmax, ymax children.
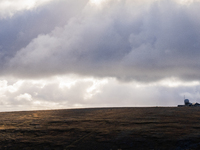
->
<box><xmin>0</xmin><ymin>107</ymin><xmax>200</xmax><ymax>150</ymax></box>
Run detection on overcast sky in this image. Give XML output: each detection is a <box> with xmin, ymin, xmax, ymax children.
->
<box><xmin>0</xmin><ymin>0</ymin><xmax>200</xmax><ymax>111</ymax></box>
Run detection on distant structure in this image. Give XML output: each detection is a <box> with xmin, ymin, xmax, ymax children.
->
<box><xmin>178</xmin><ymin>97</ymin><xmax>200</xmax><ymax>107</ymax></box>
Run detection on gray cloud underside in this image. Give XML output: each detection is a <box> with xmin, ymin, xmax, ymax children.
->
<box><xmin>1</xmin><ymin>0</ymin><xmax>200</xmax><ymax>82</ymax></box>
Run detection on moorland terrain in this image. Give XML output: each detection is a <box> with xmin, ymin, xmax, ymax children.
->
<box><xmin>0</xmin><ymin>107</ymin><xmax>200</xmax><ymax>150</ymax></box>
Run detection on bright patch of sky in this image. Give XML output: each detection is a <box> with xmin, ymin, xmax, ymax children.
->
<box><xmin>0</xmin><ymin>75</ymin><xmax>199</xmax><ymax>111</ymax></box>
<box><xmin>0</xmin><ymin>0</ymin><xmax>52</xmax><ymax>18</ymax></box>
<box><xmin>89</xmin><ymin>0</ymin><xmax>107</xmax><ymax>7</ymax></box>
<box><xmin>176</xmin><ymin>0</ymin><xmax>200</xmax><ymax>4</ymax></box>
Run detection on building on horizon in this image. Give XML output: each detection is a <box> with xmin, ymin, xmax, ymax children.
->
<box><xmin>178</xmin><ymin>99</ymin><xmax>200</xmax><ymax>107</ymax></box>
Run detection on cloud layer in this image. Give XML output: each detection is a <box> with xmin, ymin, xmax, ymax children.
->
<box><xmin>0</xmin><ymin>0</ymin><xmax>199</xmax><ymax>82</ymax></box>
<box><xmin>0</xmin><ymin>75</ymin><xmax>199</xmax><ymax>111</ymax></box>
<box><xmin>0</xmin><ymin>0</ymin><xmax>200</xmax><ymax>110</ymax></box>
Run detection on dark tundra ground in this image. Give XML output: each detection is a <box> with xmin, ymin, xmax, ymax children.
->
<box><xmin>0</xmin><ymin>107</ymin><xmax>200</xmax><ymax>150</ymax></box>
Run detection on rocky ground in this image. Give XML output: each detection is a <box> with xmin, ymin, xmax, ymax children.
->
<box><xmin>0</xmin><ymin>107</ymin><xmax>200</xmax><ymax>150</ymax></box>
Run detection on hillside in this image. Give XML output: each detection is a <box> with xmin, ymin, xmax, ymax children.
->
<box><xmin>0</xmin><ymin>107</ymin><xmax>200</xmax><ymax>150</ymax></box>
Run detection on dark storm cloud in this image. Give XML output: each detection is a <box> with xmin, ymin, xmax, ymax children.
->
<box><xmin>0</xmin><ymin>0</ymin><xmax>88</xmax><ymax>69</ymax></box>
<box><xmin>1</xmin><ymin>0</ymin><xmax>200</xmax><ymax>82</ymax></box>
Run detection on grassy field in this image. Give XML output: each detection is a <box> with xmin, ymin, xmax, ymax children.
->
<box><xmin>0</xmin><ymin>107</ymin><xmax>200</xmax><ymax>149</ymax></box>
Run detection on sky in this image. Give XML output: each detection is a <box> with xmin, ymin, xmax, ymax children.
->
<box><xmin>0</xmin><ymin>0</ymin><xmax>200</xmax><ymax>111</ymax></box>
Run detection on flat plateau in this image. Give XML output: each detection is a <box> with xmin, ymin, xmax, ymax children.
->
<box><xmin>0</xmin><ymin>107</ymin><xmax>199</xmax><ymax>150</ymax></box>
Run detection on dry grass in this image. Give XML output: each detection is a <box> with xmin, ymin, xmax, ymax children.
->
<box><xmin>0</xmin><ymin>107</ymin><xmax>200</xmax><ymax>149</ymax></box>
